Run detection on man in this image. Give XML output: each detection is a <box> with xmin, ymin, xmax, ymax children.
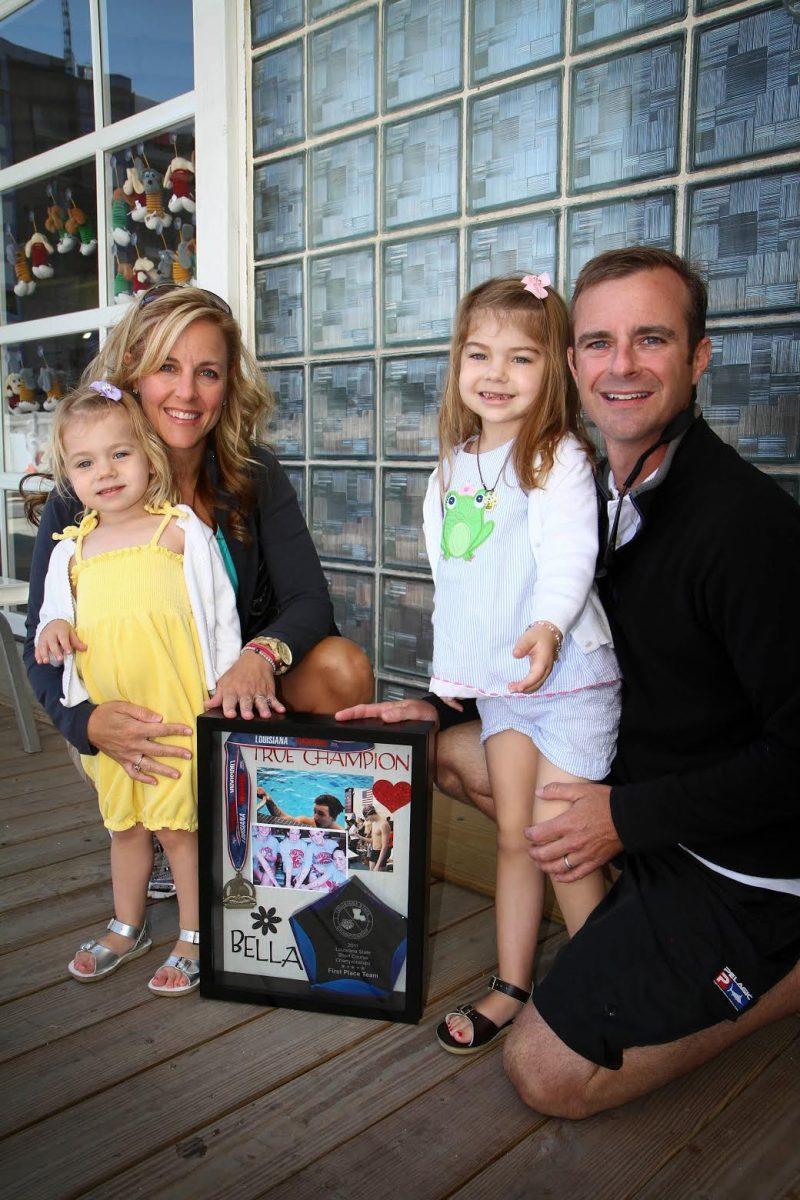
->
<box><xmin>257</xmin><ymin>788</ymin><xmax>345</xmax><ymax>831</ymax></box>
<box><xmin>362</xmin><ymin>798</ymin><xmax>392</xmax><ymax>871</ymax></box>
<box><xmin>338</xmin><ymin>248</ymin><xmax>800</xmax><ymax>1115</ymax></box>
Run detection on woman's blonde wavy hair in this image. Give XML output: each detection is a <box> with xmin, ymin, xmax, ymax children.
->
<box><xmin>438</xmin><ymin>275</ymin><xmax>593</xmax><ymax>492</ymax></box>
<box><xmin>81</xmin><ymin>286</ymin><xmax>273</xmax><ymax>542</ymax></box>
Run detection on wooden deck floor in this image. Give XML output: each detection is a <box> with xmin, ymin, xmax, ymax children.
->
<box><xmin>1</xmin><ymin>709</ymin><xmax>799</xmax><ymax>1199</ymax></box>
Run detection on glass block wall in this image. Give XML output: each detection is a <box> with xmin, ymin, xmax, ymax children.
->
<box><xmin>249</xmin><ymin>0</ymin><xmax>800</xmax><ymax>698</ymax></box>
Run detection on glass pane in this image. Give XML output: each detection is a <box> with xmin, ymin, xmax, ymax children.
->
<box><xmin>2</xmin><ymin>161</ymin><xmax>98</xmax><ymax>325</ymax></box>
<box><xmin>570</xmin><ymin>39</ymin><xmax>682</xmax><ymax>192</ymax></box>
<box><xmin>102</xmin><ymin>0</ymin><xmax>193</xmax><ymax>125</ymax></box>
<box><xmin>687</xmin><ymin>169</ymin><xmax>800</xmax><ymax>315</ymax></box>
<box><xmin>696</xmin><ymin>0</ymin><xmax>744</xmax><ymax>10</ymax></box>
<box><xmin>471</xmin><ymin>0</ymin><xmax>563</xmax><ymax>84</ymax></box>
<box><xmin>106</xmin><ymin>126</ymin><xmax>195</xmax><ymax>308</ymax></box>
<box><xmin>380</xmin><ymin>575</ymin><xmax>433</xmax><ymax>678</ymax></box>
<box><xmin>310</xmin><ymin>0</ymin><xmax>353</xmax><ymax>16</ymax></box>
<box><xmin>697</xmin><ymin>326</ymin><xmax>800</xmax><ymax>464</ymax></box>
<box><xmin>253</xmin><ymin>42</ymin><xmax>304</xmax><ymax>155</ymax></box>
<box><xmin>309</xmin><ymin>11</ymin><xmax>377</xmax><ymax>135</ymax></box>
<box><xmin>263</xmin><ymin>366</ymin><xmax>305</xmax><ymax>458</ymax></box>
<box><xmin>3</xmin><ymin>330</ymin><xmax>99</xmax><ymax>475</ymax></box>
<box><xmin>384</xmin><ymin>0</ymin><xmax>463</xmax><ymax>110</ymax></box>
<box><xmin>383</xmin><ymin>233</ymin><xmax>458</xmax><ymax>345</ymax></box>
<box><xmin>382</xmin><ymin>355</ymin><xmax>445</xmax><ymax>459</ymax></box>
<box><xmin>254</xmin><ymin>155</ymin><xmax>305</xmax><ymax>259</ymax></box>
<box><xmin>324</xmin><ymin>568</ymin><xmax>375</xmax><ymax>658</ymax></box>
<box><xmin>0</xmin><ymin>0</ymin><xmax>93</xmax><ymax>167</ymax></box>
<box><xmin>574</xmin><ymin>0</ymin><xmax>685</xmax><ymax>51</ymax></box>
<box><xmin>309</xmin><ymin>466</ymin><xmax>376</xmax><ymax>563</ymax></box>
<box><xmin>309</xmin><ymin>250</ymin><xmax>375</xmax><ymax>352</ymax></box>
<box><xmin>5</xmin><ymin>491</ymin><xmax>36</xmax><ymax>584</ymax></box>
<box><xmin>310</xmin><ymin>361</ymin><xmax>376</xmax><ymax>458</ymax></box>
<box><xmin>310</xmin><ymin>134</ymin><xmax>376</xmax><ymax>247</ymax></box>
<box><xmin>383</xmin><ymin>106</ymin><xmax>460</xmax><ymax>230</ymax></box>
<box><xmin>251</xmin><ymin>0</ymin><xmax>303</xmax><ymax>47</ymax></box>
<box><xmin>382</xmin><ymin>469</ymin><xmax>430</xmax><ymax>570</ymax></box>
<box><xmin>468</xmin><ymin>214</ymin><xmax>557</xmax><ymax>289</ymax></box>
<box><xmin>284</xmin><ymin>465</ymin><xmax>306</xmax><ymax>515</ymax></box>
<box><xmin>692</xmin><ymin>8</ymin><xmax>800</xmax><ymax>169</ymax></box>
<box><xmin>567</xmin><ymin>192</ymin><xmax>675</xmax><ymax>294</ymax></box>
<box><xmin>254</xmin><ymin>261</ymin><xmax>304</xmax><ymax>358</ymax></box>
<box><xmin>468</xmin><ymin>75</ymin><xmax>560</xmax><ymax>213</ymax></box>
<box><xmin>377</xmin><ymin>678</ymin><xmax>428</xmax><ymax>701</ymax></box>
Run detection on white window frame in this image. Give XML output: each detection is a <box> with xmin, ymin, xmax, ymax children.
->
<box><xmin>0</xmin><ymin>0</ymin><xmax>247</xmax><ymax>631</ymax></box>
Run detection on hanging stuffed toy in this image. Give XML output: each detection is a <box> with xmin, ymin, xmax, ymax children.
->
<box><xmin>25</xmin><ymin>213</ymin><xmax>54</xmax><ymax>279</ymax></box>
<box><xmin>155</xmin><ymin>244</ymin><xmax>174</xmax><ymax>283</ymax></box>
<box><xmin>6</xmin><ymin>229</ymin><xmax>35</xmax><ymax>296</ymax></box>
<box><xmin>113</xmin><ymin>252</ymin><xmax>134</xmax><ymax>304</ymax></box>
<box><xmin>17</xmin><ymin>365</ymin><xmax>39</xmax><ymax>413</ymax></box>
<box><xmin>132</xmin><ymin>252</ymin><xmax>157</xmax><ymax>296</ymax></box>
<box><xmin>110</xmin><ymin>157</ymin><xmax>133</xmax><ymax>247</ymax></box>
<box><xmin>142</xmin><ymin>167</ymin><xmax>171</xmax><ymax>234</ymax></box>
<box><xmin>38</xmin><ymin>359</ymin><xmax>64</xmax><ymax>411</ymax></box>
<box><xmin>45</xmin><ymin>191</ymin><xmax>67</xmax><ymax>242</ymax></box>
<box><xmin>4</xmin><ymin>368</ymin><xmax>23</xmax><ymax>411</ymax></box>
<box><xmin>124</xmin><ymin>154</ymin><xmax>148</xmax><ymax>223</ymax></box>
<box><xmin>164</xmin><ymin>137</ymin><xmax>195</xmax><ymax>215</ymax></box>
<box><xmin>172</xmin><ymin>221</ymin><xmax>196</xmax><ymax>284</ymax></box>
<box><xmin>64</xmin><ymin>192</ymin><xmax>97</xmax><ymax>256</ymax></box>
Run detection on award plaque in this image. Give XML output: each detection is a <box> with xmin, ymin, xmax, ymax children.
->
<box><xmin>198</xmin><ymin>712</ymin><xmax>434</xmax><ymax>1023</ymax></box>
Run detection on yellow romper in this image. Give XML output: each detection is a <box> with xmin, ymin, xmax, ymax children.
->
<box><xmin>71</xmin><ymin>506</ymin><xmax>207</xmax><ymax>832</ymax></box>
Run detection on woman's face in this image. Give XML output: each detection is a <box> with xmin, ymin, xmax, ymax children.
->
<box><xmin>137</xmin><ymin>318</ymin><xmax>228</xmax><ymax>457</ymax></box>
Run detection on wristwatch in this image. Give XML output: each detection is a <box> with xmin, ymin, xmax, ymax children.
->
<box><xmin>244</xmin><ymin>636</ymin><xmax>293</xmax><ymax>676</ymax></box>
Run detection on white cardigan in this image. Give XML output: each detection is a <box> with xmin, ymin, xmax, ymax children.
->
<box><xmin>37</xmin><ymin>504</ymin><xmax>242</xmax><ymax>707</ymax></box>
<box><xmin>422</xmin><ymin>434</ymin><xmax>613</xmax><ymax>656</ymax></box>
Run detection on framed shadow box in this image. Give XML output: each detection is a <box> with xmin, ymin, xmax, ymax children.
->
<box><xmin>197</xmin><ymin>712</ymin><xmax>434</xmax><ymax>1023</ymax></box>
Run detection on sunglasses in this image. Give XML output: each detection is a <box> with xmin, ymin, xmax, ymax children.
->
<box><xmin>139</xmin><ymin>281</ymin><xmax>232</xmax><ymax>316</ymax></box>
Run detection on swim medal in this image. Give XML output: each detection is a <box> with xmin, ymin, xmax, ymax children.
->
<box><xmin>222</xmin><ymin>740</ymin><xmax>256</xmax><ymax>908</ymax></box>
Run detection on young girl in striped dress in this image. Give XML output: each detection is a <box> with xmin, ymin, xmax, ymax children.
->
<box><xmin>424</xmin><ymin>275</ymin><xmax>622</xmax><ymax>1053</ymax></box>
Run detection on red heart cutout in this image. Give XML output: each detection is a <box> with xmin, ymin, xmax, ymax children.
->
<box><xmin>371</xmin><ymin>779</ymin><xmax>411</xmax><ymax>813</ymax></box>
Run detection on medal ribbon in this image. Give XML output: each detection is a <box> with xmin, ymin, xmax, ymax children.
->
<box><xmin>224</xmin><ymin>738</ymin><xmax>250</xmax><ymax>872</ymax></box>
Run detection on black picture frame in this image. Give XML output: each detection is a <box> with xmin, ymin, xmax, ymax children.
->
<box><xmin>198</xmin><ymin>711</ymin><xmax>434</xmax><ymax>1023</ymax></box>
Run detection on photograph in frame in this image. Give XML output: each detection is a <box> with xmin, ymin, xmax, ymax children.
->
<box><xmin>198</xmin><ymin>712</ymin><xmax>433</xmax><ymax>1023</ymax></box>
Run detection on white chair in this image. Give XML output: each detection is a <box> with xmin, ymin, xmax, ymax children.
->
<box><xmin>0</xmin><ymin>578</ymin><xmax>42</xmax><ymax>753</ymax></box>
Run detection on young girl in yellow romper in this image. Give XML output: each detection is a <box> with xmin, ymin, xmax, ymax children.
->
<box><xmin>35</xmin><ymin>381</ymin><xmax>241</xmax><ymax>994</ymax></box>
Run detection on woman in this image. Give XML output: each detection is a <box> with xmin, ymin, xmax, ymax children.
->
<box><xmin>25</xmin><ymin>284</ymin><xmax>373</xmax><ymax>784</ymax></box>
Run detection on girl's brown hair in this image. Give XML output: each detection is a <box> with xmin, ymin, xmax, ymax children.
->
<box><xmin>438</xmin><ymin>275</ymin><xmax>593</xmax><ymax>492</ymax></box>
<box><xmin>80</xmin><ymin>286</ymin><xmax>273</xmax><ymax>541</ymax></box>
<box><xmin>23</xmin><ymin>385</ymin><xmax>175</xmax><ymax>523</ymax></box>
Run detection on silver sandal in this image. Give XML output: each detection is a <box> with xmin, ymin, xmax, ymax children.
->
<box><xmin>67</xmin><ymin>917</ymin><xmax>152</xmax><ymax>983</ymax></box>
<box><xmin>147</xmin><ymin>928</ymin><xmax>200</xmax><ymax>996</ymax></box>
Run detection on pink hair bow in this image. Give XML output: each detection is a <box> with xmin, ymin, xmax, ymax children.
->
<box><xmin>521</xmin><ymin>272</ymin><xmax>551</xmax><ymax>300</ymax></box>
<box><xmin>88</xmin><ymin>380</ymin><xmax>122</xmax><ymax>401</ymax></box>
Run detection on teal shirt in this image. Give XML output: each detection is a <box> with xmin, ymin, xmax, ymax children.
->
<box><xmin>215</xmin><ymin>526</ymin><xmax>239</xmax><ymax>594</ymax></box>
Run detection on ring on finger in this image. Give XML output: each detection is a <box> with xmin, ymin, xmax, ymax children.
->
<box><xmin>253</xmin><ymin>693</ymin><xmax>272</xmax><ymax>702</ymax></box>
<box><xmin>563</xmin><ymin>853</ymin><xmax>573</xmax><ymax>871</ymax></box>
<box><xmin>133</xmin><ymin>752</ymin><xmax>144</xmax><ymax>773</ymax></box>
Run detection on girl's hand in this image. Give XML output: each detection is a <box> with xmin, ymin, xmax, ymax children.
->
<box><xmin>204</xmin><ymin>651</ymin><xmax>287</xmax><ymax>720</ymax></box>
<box><xmin>35</xmin><ymin>620</ymin><xmax>87</xmax><ymax>665</ymax></box>
<box><xmin>509</xmin><ymin>625</ymin><xmax>559</xmax><ymax>693</ymax></box>
<box><xmin>86</xmin><ymin>701</ymin><xmax>193</xmax><ymax>786</ymax></box>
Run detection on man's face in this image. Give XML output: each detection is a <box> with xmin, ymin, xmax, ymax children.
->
<box><xmin>568</xmin><ymin>267</ymin><xmax>711</xmax><ymax>466</ymax></box>
<box><xmin>313</xmin><ymin>802</ymin><xmax>334</xmax><ymax>827</ymax></box>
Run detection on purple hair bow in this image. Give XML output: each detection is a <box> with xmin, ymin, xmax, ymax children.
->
<box><xmin>521</xmin><ymin>272</ymin><xmax>551</xmax><ymax>300</ymax></box>
<box><xmin>88</xmin><ymin>380</ymin><xmax>122</xmax><ymax>401</ymax></box>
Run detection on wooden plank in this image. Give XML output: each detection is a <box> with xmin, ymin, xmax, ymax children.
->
<box><xmin>448</xmin><ymin>1018</ymin><xmax>800</xmax><ymax>1200</ymax></box>
<box><xmin>0</xmin><ymin>745</ymin><xmax>81</xmax><ymax>779</ymax></box>
<box><xmin>0</xmin><ymin>895</ymin><xmax>178</xmax><ymax>1017</ymax></box>
<box><xmin>0</xmin><ymin>848</ymin><xmax>110</xmax><ymax>914</ymax></box>
<box><xmin>0</xmin><ymin>880</ymin><xmax>115</xmax><ymax>955</ymax></box>
<box><xmin>0</xmin><ymin>785</ymin><xmax>95</xmax><ymax>826</ymax></box>
<box><xmin>0</xmin><ymin>763</ymin><xmax>85</xmax><ymax>801</ymax></box>
<box><xmin>0</xmin><ymin>821</ymin><xmax>109</xmax><ymax>877</ymax></box>
<box><xmin>633</xmin><ymin>1028</ymin><xmax>800</xmax><ymax>1200</ymax></box>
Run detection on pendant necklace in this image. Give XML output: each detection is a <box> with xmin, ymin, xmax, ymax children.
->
<box><xmin>474</xmin><ymin>435</ymin><xmax>514</xmax><ymax>511</ymax></box>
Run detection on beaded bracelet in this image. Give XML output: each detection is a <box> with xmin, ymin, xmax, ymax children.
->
<box><xmin>526</xmin><ymin>620</ymin><xmax>564</xmax><ymax>658</ymax></box>
<box><xmin>243</xmin><ymin>636</ymin><xmax>292</xmax><ymax>676</ymax></box>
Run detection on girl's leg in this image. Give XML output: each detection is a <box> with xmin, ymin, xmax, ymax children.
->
<box><xmin>72</xmin><ymin>823</ymin><xmax>153</xmax><ymax>974</ymax></box>
<box><xmin>535</xmin><ymin>759</ymin><xmax>606</xmax><ymax>937</ymax></box>
<box><xmin>148</xmin><ymin>828</ymin><xmax>199</xmax><ymax>989</ymax></box>
<box><xmin>447</xmin><ymin>730</ymin><xmax>543</xmax><ymax>1043</ymax></box>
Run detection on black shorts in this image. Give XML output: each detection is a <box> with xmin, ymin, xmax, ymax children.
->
<box><xmin>533</xmin><ymin>848</ymin><xmax>800</xmax><ymax>1070</ymax></box>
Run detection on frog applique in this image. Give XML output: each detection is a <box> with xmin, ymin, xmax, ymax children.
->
<box><xmin>441</xmin><ymin>487</ymin><xmax>495</xmax><ymax>561</ymax></box>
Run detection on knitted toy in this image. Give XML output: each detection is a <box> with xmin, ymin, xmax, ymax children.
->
<box><xmin>4</xmin><ymin>370</ymin><xmax>23</xmax><ymax>411</ymax></box>
<box><xmin>64</xmin><ymin>198</ymin><xmax>97</xmax><ymax>256</ymax></box>
<box><xmin>25</xmin><ymin>230</ymin><xmax>54</xmax><ymax>279</ymax></box>
<box><xmin>6</xmin><ymin>232</ymin><xmax>35</xmax><ymax>296</ymax></box>
<box><xmin>114</xmin><ymin>259</ymin><xmax>134</xmax><ymax>304</ymax></box>
<box><xmin>38</xmin><ymin>364</ymin><xmax>63</xmax><ymax>411</ymax></box>
<box><xmin>124</xmin><ymin>156</ymin><xmax>148</xmax><ymax>223</ymax></box>
<box><xmin>171</xmin><ymin>223</ymin><xmax>196</xmax><ymax>284</ymax></box>
<box><xmin>17</xmin><ymin>366</ymin><xmax>39</xmax><ymax>413</ymax></box>
<box><xmin>155</xmin><ymin>246</ymin><xmax>174</xmax><ymax>283</ymax></box>
<box><xmin>142</xmin><ymin>166</ymin><xmax>171</xmax><ymax>234</ymax></box>
<box><xmin>132</xmin><ymin>253</ymin><xmax>157</xmax><ymax>295</ymax></box>
<box><xmin>164</xmin><ymin>154</ymin><xmax>195</xmax><ymax>215</ymax></box>
<box><xmin>111</xmin><ymin>186</ymin><xmax>133</xmax><ymax>247</ymax></box>
<box><xmin>45</xmin><ymin>203</ymin><xmax>66</xmax><ymax>239</ymax></box>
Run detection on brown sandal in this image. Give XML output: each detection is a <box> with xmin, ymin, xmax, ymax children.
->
<box><xmin>436</xmin><ymin>975</ymin><xmax>530</xmax><ymax>1055</ymax></box>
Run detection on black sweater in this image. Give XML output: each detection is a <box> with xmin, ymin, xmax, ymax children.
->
<box><xmin>24</xmin><ymin>444</ymin><xmax>334</xmax><ymax>754</ymax></box>
<box><xmin>600</xmin><ymin>418</ymin><xmax>800</xmax><ymax>880</ymax></box>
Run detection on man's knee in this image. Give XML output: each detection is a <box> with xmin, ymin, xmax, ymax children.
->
<box><xmin>503</xmin><ymin>1004</ymin><xmax>599</xmax><ymax>1120</ymax></box>
<box><xmin>435</xmin><ymin>723</ymin><xmax>494</xmax><ymax>817</ymax></box>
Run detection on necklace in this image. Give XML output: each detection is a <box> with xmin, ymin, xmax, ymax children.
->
<box><xmin>474</xmin><ymin>435</ymin><xmax>514</xmax><ymax>511</ymax></box>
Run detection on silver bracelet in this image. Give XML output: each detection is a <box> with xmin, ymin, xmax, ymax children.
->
<box><xmin>526</xmin><ymin>620</ymin><xmax>564</xmax><ymax>658</ymax></box>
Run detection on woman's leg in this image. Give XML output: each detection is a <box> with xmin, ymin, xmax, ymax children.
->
<box><xmin>72</xmin><ymin>823</ymin><xmax>153</xmax><ymax>973</ymax></box>
<box><xmin>534</xmin><ymin>760</ymin><xmax>606</xmax><ymax>937</ymax></box>
<box><xmin>148</xmin><ymin>828</ymin><xmax>199</xmax><ymax>988</ymax></box>
<box><xmin>447</xmin><ymin>730</ymin><xmax>542</xmax><ymax>1042</ymax></box>
<box><xmin>281</xmin><ymin>637</ymin><xmax>374</xmax><ymax>713</ymax></box>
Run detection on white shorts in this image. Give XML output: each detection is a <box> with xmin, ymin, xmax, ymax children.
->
<box><xmin>477</xmin><ymin>680</ymin><xmax>622</xmax><ymax>781</ymax></box>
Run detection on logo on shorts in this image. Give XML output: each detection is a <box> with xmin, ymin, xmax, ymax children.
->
<box><xmin>713</xmin><ymin>966</ymin><xmax>754</xmax><ymax>1013</ymax></box>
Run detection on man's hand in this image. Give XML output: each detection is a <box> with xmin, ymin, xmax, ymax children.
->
<box><xmin>525</xmin><ymin>782</ymin><xmax>622</xmax><ymax>880</ymax></box>
<box><xmin>335</xmin><ymin>699</ymin><xmax>440</xmax><ymax>726</ymax></box>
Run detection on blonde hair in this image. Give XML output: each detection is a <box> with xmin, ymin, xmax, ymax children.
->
<box><xmin>48</xmin><ymin>384</ymin><xmax>175</xmax><ymax>512</ymax></box>
<box><xmin>82</xmin><ymin>286</ymin><xmax>273</xmax><ymax>542</ymax></box>
<box><xmin>438</xmin><ymin>275</ymin><xmax>593</xmax><ymax>492</ymax></box>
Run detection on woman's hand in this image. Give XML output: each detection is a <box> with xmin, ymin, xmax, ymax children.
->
<box><xmin>335</xmin><ymin>699</ymin><xmax>440</xmax><ymax>726</ymax></box>
<box><xmin>86</xmin><ymin>702</ymin><xmax>193</xmax><ymax>786</ymax></box>
<box><xmin>35</xmin><ymin>620</ymin><xmax>87</xmax><ymax>665</ymax></box>
<box><xmin>204</xmin><ymin>651</ymin><xmax>287</xmax><ymax>720</ymax></box>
